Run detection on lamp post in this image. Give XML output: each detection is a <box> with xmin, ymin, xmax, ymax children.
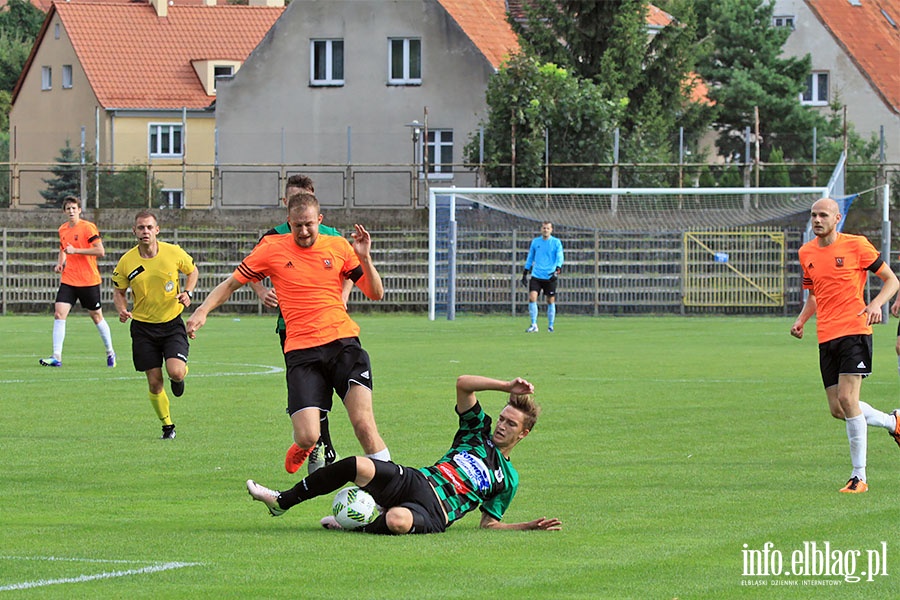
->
<box><xmin>405</xmin><ymin>120</ymin><xmax>421</xmax><ymax>205</ymax></box>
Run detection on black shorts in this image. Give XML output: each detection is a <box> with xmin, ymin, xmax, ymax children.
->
<box><xmin>528</xmin><ymin>276</ymin><xmax>558</xmax><ymax>298</ymax></box>
<box><xmin>362</xmin><ymin>460</ymin><xmax>448</xmax><ymax>534</ymax></box>
<box><xmin>56</xmin><ymin>283</ymin><xmax>102</xmax><ymax>311</ymax></box>
<box><xmin>130</xmin><ymin>316</ymin><xmax>190</xmax><ymax>372</ymax></box>
<box><xmin>283</xmin><ymin>337</ymin><xmax>372</xmax><ymax>415</ymax></box>
<box><xmin>818</xmin><ymin>334</ymin><xmax>872</xmax><ymax>388</ymax></box>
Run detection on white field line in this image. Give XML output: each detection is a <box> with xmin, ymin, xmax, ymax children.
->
<box><xmin>0</xmin><ymin>556</ymin><xmax>203</xmax><ymax>591</ymax></box>
<box><xmin>0</xmin><ymin>362</ymin><xmax>283</xmax><ymax>385</ymax></box>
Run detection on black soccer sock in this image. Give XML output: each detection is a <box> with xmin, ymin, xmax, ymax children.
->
<box><xmin>278</xmin><ymin>457</ymin><xmax>357</xmax><ymax>509</ymax></box>
<box><xmin>319</xmin><ymin>412</ymin><xmax>337</xmax><ymax>463</ymax></box>
<box><xmin>360</xmin><ymin>514</ymin><xmax>393</xmax><ymax>535</ymax></box>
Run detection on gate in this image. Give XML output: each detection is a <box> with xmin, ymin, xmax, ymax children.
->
<box><xmin>682</xmin><ymin>230</ymin><xmax>785</xmax><ymax>307</ymax></box>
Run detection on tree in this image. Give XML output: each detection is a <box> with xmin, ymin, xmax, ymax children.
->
<box><xmin>691</xmin><ymin>0</ymin><xmax>818</xmax><ymax>161</ymax></box>
<box><xmin>0</xmin><ymin>0</ymin><xmax>44</xmax><ymax>92</ymax></box>
<box><xmin>482</xmin><ymin>0</ymin><xmax>712</xmax><ymax>187</ymax></box>
<box><xmin>40</xmin><ymin>140</ymin><xmax>82</xmax><ymax>205</ymax></box>
<box><xmin>464</xmin><ymin>55</ymin><xmax>622</xmax><ymax>188</ymax></box>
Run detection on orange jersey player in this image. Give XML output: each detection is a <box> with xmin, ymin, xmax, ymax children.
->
<box><xmin>39</xmin><ymin>196</ymin><xmax>116</xmax><ymax>368</ymax></box>
<box><xmin>187</xmin><ymin>192</ymin><xmax>391</xmax><ymax>473</ymax></box>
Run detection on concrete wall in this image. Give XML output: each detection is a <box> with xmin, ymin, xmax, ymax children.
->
<box><xmin>215</xmin><ymin>0</ymin><xmax>492</xmax><ymax>208</ymax></box>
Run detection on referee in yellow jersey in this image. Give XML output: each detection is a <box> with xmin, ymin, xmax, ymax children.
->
<box><xmin>113</xmin><ymin>210</ymin><xmax>198</xmax><ymax>439</ymax></box>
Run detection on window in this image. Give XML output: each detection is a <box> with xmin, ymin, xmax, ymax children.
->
<box><xmin>54</xmin><ymin>23</ymin><xmax>60</xmax><ymax>39</ymax></box>
<box><xmin>160</xmin><ymin>190</ymin><xmax>184</xmax><ymax>209</ymax></box>
<box><xmin>773</xmin><ymin>15</ymin><xmax>795</xmax><ymax>29</ymax></box>
<box><xmin>801</xmin><ymin>71</ymin><xmax>829</xmax><ymax>106</ymax></box>
<box><xmin>149</xmin><ymin>124</ymin><xmax>183</xmax><ymax>158</ymax></box>
<box><xmin>423</xmin><ymin>129</ymin><xmax>453</xmax><ymax>178</ymax></box>
<box><xmin>213</xmin><ymin>65</ymin><xmax>234</xmax><ymax>91</ymax></box>
<box><xmin>389</xmin><ymin>38</ymin><xmax>421</xmax><ymax>84</ymax></box>
<box><xmin>62</xmin><ymin>65</ymin><xmax>73</xmax><ymax>89</ymax></box>
<box><xmin>41</xmin><ymin>66</ymin><xmax>51</xmax><ymax>90</ymax></box>
<box><xmin>310</xmin><ymin>39</ymin><xmax>344</xmax><ymax>86</ymax></box>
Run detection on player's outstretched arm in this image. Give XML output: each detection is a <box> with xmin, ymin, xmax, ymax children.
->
<box><xmin>350</xmin><ymin>224</ymin><xmax>384</xmax><ymax>301</ymax></box>
<box><xmin>479</xmin><ymin>512</ymin><xmax>561</xmax><ymax>531</ymax></box>
<box><xmin>186</xmin><ymin>275</ymin><xmax>243</xmax><ymax>338</ymax></box>
<box><xmin>456</xmin><ymin>375</ymin><xmax>533</xmax><ymax>413</ymax></box>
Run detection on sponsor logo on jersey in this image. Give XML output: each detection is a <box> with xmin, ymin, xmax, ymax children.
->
<box><xmin>452</xmin><ymin>451</ymin><xmax>491</xmax><ymax>492</ymax></box>
<box><xmin>126</xmin><ymin>266</ymin><xmax>145</xmax><ymax>281</ymax></box>
<box><xmin>435</xmin><ymin>462</ymin><xmax>472</xmax><ymax>495</ymax></box>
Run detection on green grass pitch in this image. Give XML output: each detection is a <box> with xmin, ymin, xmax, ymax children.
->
<box><xmin>2</xmin><ymin>313</ymin><xmax>899</xmax><ymax>598</ymax></box>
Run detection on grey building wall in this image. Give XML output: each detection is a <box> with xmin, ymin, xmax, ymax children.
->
<box><xmin>215</xmin><ymin>0</ymin><xmax>497</xmax><ymax>209</ymax></box>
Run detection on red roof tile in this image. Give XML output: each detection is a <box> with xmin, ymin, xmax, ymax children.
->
<box><xmin>437</xmin><ymin>0</ymin><xmax>519</xmax><ymax>69</ymax></box>
<box><xmin>37</xmin><ymin>2</ymin><xmax>282</xmax><ymax>110</ymax></box>
<box><xmin>806</xmin><ymin>0</ymin><xmax>900</xmax><ymax>114</ymax></box>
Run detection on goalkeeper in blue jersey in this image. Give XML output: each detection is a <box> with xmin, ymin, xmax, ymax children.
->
<box><xmin>246</xmin><ymin>375</ymin><xmax>562</xmax><ymax>534</ymax></box>
<box><xmin>522</xmin><ymin>221</ymin><xmax>564</xmax><ymax>332</ymax></box>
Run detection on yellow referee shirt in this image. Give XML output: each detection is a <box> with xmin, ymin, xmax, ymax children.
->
<box><xmin>112</xmin><ymin>242</ymin><xmax>195</xmax><ymax>323</ymax></box>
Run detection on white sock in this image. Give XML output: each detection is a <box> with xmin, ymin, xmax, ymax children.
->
<box><xmin>51</xmin><ymin>319</ymin><xmax>66</xmax><ymax>359</ymax></box>
<box><xmin>846</xmin><ymin>414</ymin><xmax>867</xmax><ymax>482</ymax></box>
<box><xmin>95</xmin><ymin>319</ymin><xmax>114</xmax><ymax>354</ymax></box>
<box><xmin>366</xmin><ymin>448</ymin><xmax>391</xmax><ymax>462</ymax></box>
<box><xmin>858</xmin><ymin>401</ymin><xmax>894</xmax><ymax>430</ymax></box>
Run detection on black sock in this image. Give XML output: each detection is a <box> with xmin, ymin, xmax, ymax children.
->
<box><xmin>278</xmin><ymin>457</ymin><xmax>357</xmax><ymax>509</ymax></box>
<box><xmin>360</xmin><ymin>514</ymin><xmax>393</xmax><ymax>535</ymax></box>
<box><xmin>319</xmin><ymin>413</ymin><xmax>338</xmax><ymax>463</ymax></box>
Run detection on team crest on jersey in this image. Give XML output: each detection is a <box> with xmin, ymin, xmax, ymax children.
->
<box><xmin>323</xmin><ymin>259</ymin><xmax>333</xmax><ymax>269</ymax></box>
<box><xmin>165</xmin><ymin>281</ymin><xmax>175</xmax><ymax>293</ymax></box>
<box><xmin>835</xmin><ymin>257</ymin><xmax>844</xmax><ymax>267</ymax></box>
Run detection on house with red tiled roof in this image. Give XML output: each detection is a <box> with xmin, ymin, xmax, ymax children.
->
<box><xmin>772</xmin><ymin>0</ymin><xmax>900</xmax><ymax>162</ymax></box>
<box><xmin>8</xmin><ymin>0</ymin><xmax>283</xmax><ymax>207</ymax></box>
<box><xmin>214</xmin><ymin>0</ymin><xmax>520</xmax><ymax>208</ymax></box>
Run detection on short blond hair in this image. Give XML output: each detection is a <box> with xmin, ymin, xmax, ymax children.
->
<box><xmin>508</xmin><ymin>393</ymin><xmax>541</xmax><ymax>431</ymax></box>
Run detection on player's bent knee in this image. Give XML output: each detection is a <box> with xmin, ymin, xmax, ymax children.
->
<box><xmin>384</xmin><ymin>507</ymin><xmax>414</xmax><ymax>534</ymax></box>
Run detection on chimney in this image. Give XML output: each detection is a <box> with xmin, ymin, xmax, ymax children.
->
<box><xmin>204</xmin><ymin>0</ymin><xmax>216</xmax><ymax>5</ymax></box>
<box><xmin>149</xmin><ymin>0</ymin><xmax>167</xmax><ymax>18</ymax></box>
<box><xmin>249</xmin><ymin>0</ymin><xmax>285</xmax><ymax>6</ymax></box>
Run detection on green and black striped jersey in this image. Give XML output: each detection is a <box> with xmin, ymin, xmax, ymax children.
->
<box><xmin>419</xmin><ymin>401</ymin><xmax>519</xmax><ymax>526</ymax></box>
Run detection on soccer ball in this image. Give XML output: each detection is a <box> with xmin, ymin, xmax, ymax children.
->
<box><xmin>331</xmin><ymin>486</ymin><xmax>379</xmax><ymax>529</ymax></box>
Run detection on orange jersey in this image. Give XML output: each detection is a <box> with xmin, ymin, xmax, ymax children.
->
<box><xmin>233</xmin><ymin>234</ymin><xmax>361</xmax><ymax>352</ymax></box>
<box><xmin>59</xmin><ymin>219</ymin><xmax>102</xmax><ymax>287</ymax></box>
<box><xmin>799</xmin><ymin>233</ymin><xmax>883</xmax><ymax>343</ymax></box>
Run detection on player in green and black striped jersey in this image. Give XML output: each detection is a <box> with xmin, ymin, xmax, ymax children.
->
<box><xmin>247</xmin><ymin>375</ymin><xmax>563</xmax><ymax>534</ymax></box>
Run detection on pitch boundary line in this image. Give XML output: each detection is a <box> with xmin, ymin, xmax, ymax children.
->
<box><xmin>0</xmin><ymin>362</ymin><xmax>283</xmax><ymax>385</ymax></box>
<box><xmin>0</xmin><ymin>556</ymin><xmax>203</xmax><ymax>591</ymax></box>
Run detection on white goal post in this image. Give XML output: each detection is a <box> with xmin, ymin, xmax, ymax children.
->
<box><xmin>427</xmin><ymin>186</ymin><xmax>830</xmax><ymax>320</ymax></box>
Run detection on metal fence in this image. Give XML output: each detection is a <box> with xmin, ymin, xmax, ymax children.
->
<box><xmin>2</xmin><ymin>226</ymin><xmax>812</xmax><ymax>317</ymax></box>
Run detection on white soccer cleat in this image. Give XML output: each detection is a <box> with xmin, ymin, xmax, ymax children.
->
<box><xmin>246</xmin><ymin>479</ymin><xmax>285</xmax><ymax>517</ymax></box>
<box><xmin>525</xmin><ymin>324</ymin><xmax>538</xmax><ymax>333</ymax></box>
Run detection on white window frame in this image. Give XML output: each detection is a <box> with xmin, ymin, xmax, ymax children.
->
<box><xmin>148</xmin><ymin>123</ymin><xmax>184</xmax><ymax>158</ymax></box>
<box><xmin>62</xmin><ymin>64</ymin><xmax>73</xmax><ymax>89</ymax></box>
<box><xmin>772</xmin><ymin>15</ymin><xmax>795</xmax><ymax>29</ymax></box>
<box><xmin>41</xmin><ymin>66</ymin><xmax>51</xmax><ymax>90</ymax></box>
<box><xmin>421</xmin><ymin>129</ymin><xmax>453</xmax><ymax>180</ymax></box>
<box><xmin>388</xmin><ymin>38</ymin><xmax>422</xmax><ymax>85</ymax></box>
<box><xmin>310</xmin><ymin>39</ymin><xmax>344</xmax><ymax>86</ymax></box>
<box><xmin>800</xmin><ymin>71</ymin><xmax>829</xmax><ymax>106</ymax></box>
<box><xmin>160</xmin><ymin>189</ymin><xmax>184</xmax><ymax>209</ymax></box>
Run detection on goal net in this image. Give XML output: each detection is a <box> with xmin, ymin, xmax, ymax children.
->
<box><xmin>426</xmin><ymin>186</ymin><xmax>828</xmax><ymax>320</ymax></box>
